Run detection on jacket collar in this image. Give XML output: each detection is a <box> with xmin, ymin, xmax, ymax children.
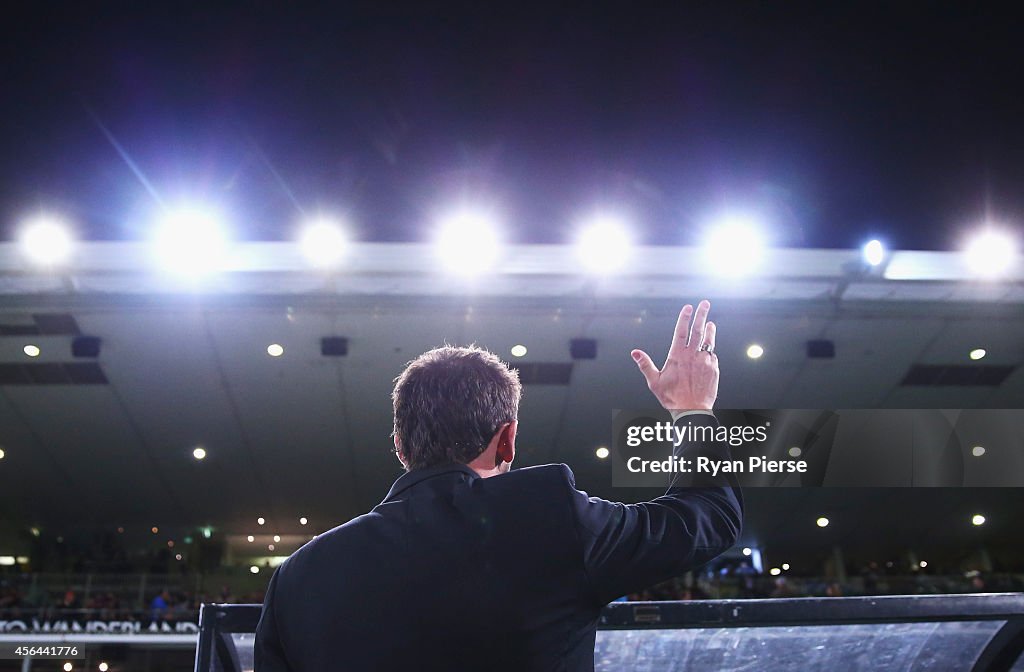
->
<box><xmin>382</xmin><ymin>462</ymin><xmax>480</xmax><ymax>503</ymax></box>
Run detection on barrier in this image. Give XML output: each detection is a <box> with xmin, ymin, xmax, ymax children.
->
<box><xmin>194</xmin><ymin>593</ymin><xmax>1024</xmax><ymax>671</ymax></box>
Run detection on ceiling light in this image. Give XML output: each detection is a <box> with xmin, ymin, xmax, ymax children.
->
<box><xmin>972</xmin><ymin>514</ymin><xmax>986</xmax><ymax>526</ymax></box>
<box><xmin>965</xmin><ymin>229</ymin><xmax>1017</xmax><ymax>277</ymax></box>
<box><xmin>704</xmin><ymin>214</ymin><xmax>766</xmax><ymax>276</ymax></box>
<box><xmin>742</xmin><ymin>547</ymin><xmax>752</xmax><ymax>556</ymax></box>
<box><xmin>862</xmin><ymin>239</ymin><xmax>885</xmax><ymax>267</ymax></box>
<box><xmin>746</xmin><ymin>344</ymin><xmax>764</xmax><ymax>359</ymax></box>
<box><xmin>435</xmin><ymin>208</ymin><xmax>501</xmax><ymax>275</ymax></box>
<box><xmin>816</xmin><ymin>517</ymin><xmax>829</xmax><ymax>528</ymax></box>
<box><xmin>575</xmin><ymin>213</ymin><xmax>633</xmax><ymax>273</ymax></box>
<box><xmin>23</xmin><ymin>344</ymin><xmax>41</xmax><ymax>357</ymax></box>
<box><xmin>20</xmin><ymin>215</ymin><xmax>74</xmax><ymax>266</ymax></box>
<box><xmin>969</xmin><ymin>348</ymin><xmax>986</xmax><ymax>360</ymax></box>
<box><xmin>192</xmin><ymin>447</ymin><xmax>207</xmax><ymax>460</ymax></box>
<box><xmin>267</xmin><ymin>343</ymin><xmax>284</xmax><ymax>357</ymax></box>
<box><xmin>154</xmin><ymin>207</ymin><xmax>229</xmax><ymax>276</ymax></box>
<box><xmin>510</xmin><ymin>344</ymin><xmax>528</xmax><ymax>357</ymax></box>
<box><xmin>299</xmin><ymin>218</ymin><xmax>349</xmax><ymax>267</ymax></box>
<box><xmin>299</xmin><ymin>517</ymin><xmax>308</xmax><ymax>525</ymax></box>
<box><xmin>972</xmin><ymin>446</ymin><xmax>985</xmax><ymax>457</ymax></box>
<box><xmin>595</xmin><ymin>446</ymin><xmax>610</xmax><ymax>459</ymax></box>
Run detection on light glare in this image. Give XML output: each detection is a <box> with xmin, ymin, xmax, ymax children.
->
<box><xmin>20</xmin><ymin>216</ymin><xmax>74</xmax><ymax>266</ymax></box>
<box><xmin>863</xmin><ymin>239</ymin><xmax>885</xmax><ymax>266</ymax></box>
<box><xmin>576</xmin><ymin>215</ymin><xmax>633</xmax><ymax>273</ymax></box>
<box><xmin>155</xmin><ymin>208</ymin><xmax>228</xmax><ymax>276</ymax></box>
<box><xmin>704</xmin><ymin>214</ymin><xmax>766</xmax><ymax>276</ymax></box>
<box><xmin>965</xmin><ymin>230</ymin><xmax>1017</xmax><ymax>277</ymax></box>
<box><xmin>435</xmin><ymin>209</ymin><xmax>501</xmax><ymax>275</ymax></box>
<box><xmin>300</xmin><ymin>219</ymin><xmax>348</xmax><ymax>267</ymax></box>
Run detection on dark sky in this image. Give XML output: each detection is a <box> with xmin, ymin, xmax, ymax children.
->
<box><xmin>2</xmin><ymin>2</ymin><xmax>1022</xmax><ymax>250</ymax></box>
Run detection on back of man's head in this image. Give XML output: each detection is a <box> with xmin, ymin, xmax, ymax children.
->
<box><xmin>392</xmin><ymin>345</ymin><xmax>522</xmax><ymax>471</ymax></box>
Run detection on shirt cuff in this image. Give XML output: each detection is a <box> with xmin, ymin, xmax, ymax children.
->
<box><xmin>670</xmin><ymin>409</ymin><xmax>716</xmax><ymax>422</ymax></box>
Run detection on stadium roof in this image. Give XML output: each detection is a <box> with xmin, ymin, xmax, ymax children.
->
<box><xmin>1</xmin><ymin>242</ymin><xmax>1022</xmax><ymax>566</ymax></box>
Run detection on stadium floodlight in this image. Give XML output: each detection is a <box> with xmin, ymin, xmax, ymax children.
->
<box><xmin>862</xmin><ymin>239</ymin><xmax>886</xmax><ymax>267</ymax></box>
<box><xmin>703</xmin><ymin>213</ymin><xmax>766</xmax><ymax>276</ymax></box>
<box><xmin>434</xmin><ymin>208</ymin><xmax>501</xmax><ymax>275</ymax></box>
<box><xmin>575</xmin><ymin>213</ymin><xmax>633</xmax><ymax>274</ymax></box>
<box><xmin>20</xmin><ymin>215</ymin><xmax>74</xmax><ymax>266</ymax></box>
<box><xmin>965</xmin><ymin>229</ymin><xmax>1017</xmax><ymax>278</ymax></box>
<box><xmin>299</xmin><ymin>217</ymin><xmax>349</xmax><ymax>267</ymax></box>
<box><xmin>154</xmin><ymin>207</ymin><xmax>229</xmax><ymax>276</ymax></box>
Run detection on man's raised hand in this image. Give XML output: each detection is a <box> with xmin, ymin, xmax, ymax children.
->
<box><xmin>631</xmin><ymin>300</ymin><xmax>719</xmax><ymax>411</ymax></box>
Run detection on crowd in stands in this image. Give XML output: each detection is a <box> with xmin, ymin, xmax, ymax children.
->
<box><xmin>0</xmin><ymin>576</ymin><xmax>265</xmax><ymax>622</ymax></box>
<box><xmin>627</xmin><ymin>563</ymin><xmax>1024</xmax><ymax>602</ymax></box>
<box><xmin>2</xmin><ymin>564</ymin><xmax>1020</xmax><ymax>621</ymax></box>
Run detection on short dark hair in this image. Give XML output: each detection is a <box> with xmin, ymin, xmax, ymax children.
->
<box><xmin>392</xmin><ymin>345</ymin><xmax>522</xmax><ymax>471</ymax></box>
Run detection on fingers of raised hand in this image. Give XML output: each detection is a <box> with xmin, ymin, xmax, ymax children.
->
<box><xmin>688</xmin><ymin>300</ymin><xmax>711</xmax><ymax>349</ymax></box>
<box><xmin>702</xmin><ymin>320</ymin><xmax>717</xmax><ymax>354</ymax></box>
<box><xmin>667</xmin><ymin>304</ymin><xmax>694</xmax><ymax>359</ymax></box>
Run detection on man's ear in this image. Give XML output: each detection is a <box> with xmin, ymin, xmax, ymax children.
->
<box><xmin>495</xmin><ymin>420</ymin><xmax>517</xmax><ymax>466</ymax></box>
<box><xmin>393</xmin><ymin>435</ymin><xmax>408</xmax><ymax>469</ymax></box>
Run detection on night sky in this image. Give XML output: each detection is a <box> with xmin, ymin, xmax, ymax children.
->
<box><xmin>2</xmin><ymin>3</ymin><xmax>1022</xmax><ymax>251</ymax></box>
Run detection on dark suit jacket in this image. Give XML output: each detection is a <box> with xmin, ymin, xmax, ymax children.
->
<box><xmin>255</xmin><ymin>413</ymin><xmax>742</xmax><ymax>671</ymax></box>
